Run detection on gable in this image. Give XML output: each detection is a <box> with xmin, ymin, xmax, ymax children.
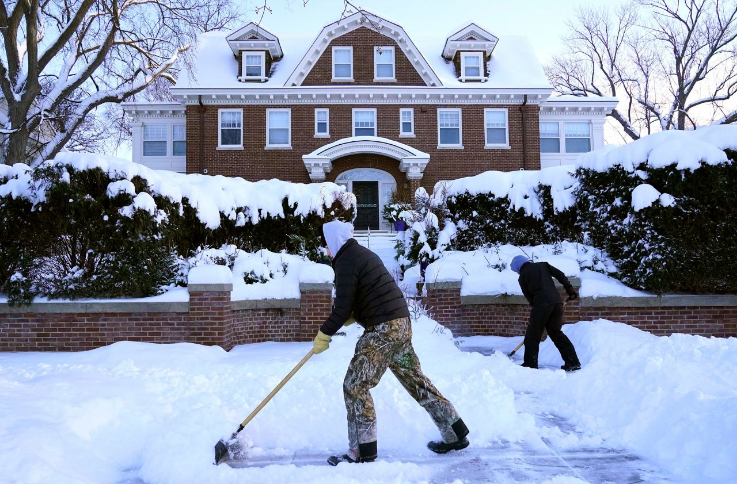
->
<box><xmin>443</xmin><ymin>23</ymin><xmax>499</xmax><ymax>60</ymax></box>
<box><xmin>285</xmin><ymin>12</ymin><xmax>441</xmax><ymax>87</ymax></box>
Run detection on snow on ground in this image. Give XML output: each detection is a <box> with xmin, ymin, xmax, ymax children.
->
<box><xmin>1</xmin><ymin>316</ymin><xmax>735</xmax><ymax>484</ymax></box>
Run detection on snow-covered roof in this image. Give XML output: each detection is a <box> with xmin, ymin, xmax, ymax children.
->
<box><xmin>173</xmin><ymin>14</ymin><xmax>551</xmax><ymax>91</ymax></box>
<box><xmin>442</xmin><ymin>22</ymin><xmax>499</xmax><ymax>59</ymax></box>
<box><xmin>225</xmin><ymin>22</ymin><xmax>283</xmax><ymax>58</ymax></box>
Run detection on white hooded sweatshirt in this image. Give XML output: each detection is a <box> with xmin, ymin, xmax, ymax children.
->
<box><xmin>323</xmin><ymin>220</ymin><xmax>354</xmax><ymax>258</ymax></box>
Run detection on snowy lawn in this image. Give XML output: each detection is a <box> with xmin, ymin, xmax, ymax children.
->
<box><xmin>1</xmin><ymin>316</ymin><xmax>735</xmax><ymax>484</ymax></box>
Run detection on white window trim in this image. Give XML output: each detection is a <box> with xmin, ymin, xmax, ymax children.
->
<box><xmin>437</xmin><ymin>108</ymin><xmax>463</xmax><ymax>149</ymax></box>
<box><xmin>484</xmin><ymin>108</ymin><xmax>510</xmax><ymax>149</ymax></box>
<box><xmin>142</xmin><ymin>124</ymin><xmax>168</xmax><ymax>157</ymax></box>
<box><xmin>217</xmin><ymin>108</ymin><xmax>243</xmax><ymax>150</ymax></box>
<box><xmin>265</xmin><ymin>108</ymin><xmax>292</xmax><ymax>149</ymax></box>
<box><xmin>172</xmin><ymin>124</ymin><xmax>186</xmax><ymax>157</ymax></box>
<box><xmin>332</xmin><ymin>46</ymin><xmax>354</xmax><ymax>82</ymax></box>
<box><xmin>399</xmin><ymin>108</ymin><xmax>415</xmax><ymax>138</ymax></box>
<box><xmin>352</xmin><ymin>108</ymin><xmax>378</xmax><ymax>137</ymax></box>
<box><xmin>460</xmin><ymin>51</ymin><xmax>484</xmax><ymax>82</ymax></box>
<box><xmin>314</xmin><ymin>108</ymin><xmax>330</xmax><ymax>138</ymax></box>
<box><xmin>563</xmin><ymin>121</ymin><xmax>592</xmax><ymax>154</ymax></box>
<box><xmin>239</xmin><ymin>51</ymin><xmax>267</xmax><ymax>82</ymax></box>
<box><xmin>374</xmin><ymin>46</ymin><xmax>396</xmax><ymax>82</ymax></box>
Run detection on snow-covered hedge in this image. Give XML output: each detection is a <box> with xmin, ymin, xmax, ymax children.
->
<box><xmin>576</xmin><ymin>126</ymin><xmax>737</xmax><ymax>294</ymax></box>
<box><xmin>0</xmin><ymin>154</ymin><xmax>354</xmax><ymax>304</ymax></box>
<box><xmin>440</xmin><ymin>166</ymin><xmax>580</xmax><ymax>250</ymax></box>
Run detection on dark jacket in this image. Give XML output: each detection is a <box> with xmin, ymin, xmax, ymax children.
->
<box><xmin>320</xmin><ymin>239</ymin><xmax>409</xmax><ymax>336</ymax></box>
<box><xmin>518</xmin><ymin>262</ymin><xmax>573</xmax><ymax>306</ymax></box>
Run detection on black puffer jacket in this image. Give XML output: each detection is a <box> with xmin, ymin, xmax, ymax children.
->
<box><xmin>518</xmin><ymin>261</ymin><xmax>573</xmax><ymax>306</ymax></box>
<box><xmin>320</xmin><ymin>239</ymin><xmax>409</xmax><ymax>336</ymax></box>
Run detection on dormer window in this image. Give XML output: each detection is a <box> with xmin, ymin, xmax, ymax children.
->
<box><xmin>374</xmin><ymin>46</ymin><xmax>395</xmax><ymax>81</ymax></box>
<box><xmin>460</xmin><ymin>52</ymin><xmax>483</xmax><ymax>81</ymax></box>
<box><xmin>332</xmin><ymin>46</ymin><xmax>354</xmax><ymax>81</ymax></box>
<box><xmin>242</xmin><ymin>51</ymin><xmax>266</xmax><ymax>80</ymax></box>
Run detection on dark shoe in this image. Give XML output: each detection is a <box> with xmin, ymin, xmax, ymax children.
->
<box><xmin>561</xmin><ymin>363</ymin><xmax>581</xmax><ymax>372</ymax></box>
<box><xmin>328</xmin><ymin>453</ymin><xmax>377</xmax><ymax>465</ymax></box>
<box><xmin>327</xmin><ymin>441</ymin><xmax>377</xmax><ymax>465</ymax></box>
<box><xmin>521</xmin><ymin>362</ymin><xmax>538</xmax><ymax>369</ymax></box>
<box><xmin>427</xmin><ymin>436</ymin><xmax>470</xmax><ymax>454</ymax></box>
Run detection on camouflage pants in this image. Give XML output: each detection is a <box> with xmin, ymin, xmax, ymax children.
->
<box><xmin>343</xmin><ymin>317</ymin><xmax>462</xmax><ymax>456</ymax></box>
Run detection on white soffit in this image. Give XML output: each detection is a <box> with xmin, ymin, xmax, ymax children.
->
<box><xmin>285</xmin><ymin>11</ymin><xmax>442</xmax><ymax>87</ymax></box>
<box><xmin>226</xmin><ymin>22</ymin><xmax>283</xmax><ymax>58</ymax></box>
<box><xmin>442</xmin><ymin>23</ymin><xmax>499</xmax><ymax>59</ymax></box>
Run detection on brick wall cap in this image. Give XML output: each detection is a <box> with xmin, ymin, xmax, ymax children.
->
<box><xmin>425</xmin><ymin>281</ymin><xmax>462</xmax><ymax>290</ymax></box>
<box><xmin>233</xmin><ymin>298</ymin><xmax>300</xmax><ymax>310</ymax></box>
<box><xmin>0</xmin><ymin>301</ymin><xmax>189</xmax><ymax>314</ymax></box>
<box><xmin>461</xmin><ymin>294</ymin><xmax>529</xmax><ymax>305</ymax></box>
<box><xmin>188</xmin><ymin>283</ymin><xmax>234</xmax><ymax>293</ymax></box>
<box><xmin>188</xmin><ymin>265</ymin><xmax>233</xmax><ymax>285</ymax></box>
<box><xmin>581</xmin><ymin>294</ymin><xmax>737</xmax><ymax>308</ymax></box>
<box><xmin>299</xmin><ymin>282</ymin><xmax>334</xmax><ymax>291</ymax></box>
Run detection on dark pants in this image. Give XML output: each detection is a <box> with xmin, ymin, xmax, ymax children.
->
<box><xmin>523</xmin><ymin>303</ymin><xmax>580</xmax><ymax>368</ymax></box>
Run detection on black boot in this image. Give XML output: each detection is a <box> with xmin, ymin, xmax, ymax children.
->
<box><xmin>427</xmin><ymin>419</ymin><xmax>470</xmax><ymax>454</ymax></box>
<box><xmin>328</xmin><ymin>442</ymin><xmax>377</xmax><ymax>466</ymax></box>
<box><xmin>561</xmin><ymin>362</ymin><xmax>581</xmax><ymax>372</ymax></box>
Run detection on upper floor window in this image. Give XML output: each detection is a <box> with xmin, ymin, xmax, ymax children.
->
<box><xmin>400</xmin><ymin>108</ymin><xmax>414</xmax><ymax>137</ymax></box>
<box><xmin>242</xmin><ymin>51</ymin><xmax>266</xmax><ymax>79</ymax></box>
<box><xmin>266</xmin><ymin>109</ymin><xmax>291</xmax><ymax>148</ymax></box>
<box><xmin>460</xmin><ymin>52</ymin><xmax>483</xmax><ymax>81</ymax></box>
<box><xmin>173</xmin><ymin>125</ymin><xmax>186</xmax><ymax>156</ymax></box>
<box><xmin>332</xmin><ymin>46</ymin><xmax>354</xmax><ymax>81</ymax></box>
<box><xmin>218</xmin><ymin>109</ymin><xmax>243</xmax><ymax>148</ymax></box>
<box><xmin>143</xmin><ymin>125</ymin><xmax>167</xmax><ymax>156</ymax></box>
<box><xmin>565</xmin><ymin>122</ymin><xmax>591</xmax><ymax>153</ymax></box>
<box><xmin>353</xmin><ymin>108</ymin><xmax>377</xmax><ymax>136</ymax></box>
<box><xmin>540</xmin><ymin>122</ymin><xmax>561</xmax><ymax>153</ymax></box>
<box><xmin>315</xmin><ymin>109</ymin><xmax>329</xmax><ymax>137</ymax></box>
<box><xmin>484</xmin><ymin>109</ymin><xmax>509</xmax><ymax>147</ymax></box>
<box><xmin>437</xmin><ymin>108</ymin><xmax>462</xmax><ymax>147</ymax></box>
<box><xmin>374</xmin><ymin>46</ymin><xmax>395</xmax><ymax>81</ymax></box>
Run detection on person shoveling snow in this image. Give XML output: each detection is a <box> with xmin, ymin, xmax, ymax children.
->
<box><xmin>314</xmin><ymin>220</ymin><xmax>470</xmax><ymax>465</ymax></box>
<box><xmin>511</xmin><ymin>255</ymin><xmax>582</xmax><ymax>371</ymax></box>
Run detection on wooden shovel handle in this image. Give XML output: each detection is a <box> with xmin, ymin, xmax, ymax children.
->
<box><xmin>238</xmin><ymin>349</ymin><xmax>315</xmax><ymax>429</ymax></box>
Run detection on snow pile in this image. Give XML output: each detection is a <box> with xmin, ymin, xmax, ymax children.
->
<box><xmin>416</xmin><ymin>242</ymin><xmax>649</xmax><ymax>298</ymax></box>
<box><xmin>185</xmin><ymin>246</ymin><xmax>333</xmax><ymax>300</ymax></box>
<box><xmin>0</xmin><ymin>153</ymin><xmax>353</xmax><ymax>230</ymax></box>
<box><xmin>438</xmin><ymin>165</ymin><xmax>577</xmax><ymax>216</ymax></box>
<box><xmin>1</xmin><ymin>317</ymin><xmax>735</xmax><ymax>483</ymax></box>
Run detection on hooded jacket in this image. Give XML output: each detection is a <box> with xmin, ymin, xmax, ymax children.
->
<box><xmin>517</xmin><ymin>261</ymin><xmax>573</xmax><ymax>306</ymax></box>
<box><xmin>319</xmin><ymin>221</ymin><xmax>409</xmax><ymax>336</ymax></box>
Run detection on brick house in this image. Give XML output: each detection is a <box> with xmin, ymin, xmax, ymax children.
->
<box><xmin>123</xmin><ymin>12</ymin><xmax>617</xmax><ymax>231</ymax></box>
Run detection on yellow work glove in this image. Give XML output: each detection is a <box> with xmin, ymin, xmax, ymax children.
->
<box><xmin>343</xmin><ymin>313</ymin><xmax>356</xmax><ymax>327</ymax></box>
<box><xmin>313</xmin><ymin>330</ymin><xmax>331</xmax><ymax>354</ymax></box>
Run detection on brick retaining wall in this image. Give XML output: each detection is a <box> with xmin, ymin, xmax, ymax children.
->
<box><xmin>425</xmin><ymin>281</ymin><xmax>737</xmax><ymax>338</ymax></box>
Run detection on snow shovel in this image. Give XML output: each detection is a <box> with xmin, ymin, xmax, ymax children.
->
<box><xmin>507</xmin><ymin>297</ymin><xmax>571</xmax><ymax>357</ymax></box>
<box><xmin>214</xmin><ymin>348</ymin><xmax>315</xmax><ymax>465</ymax></box>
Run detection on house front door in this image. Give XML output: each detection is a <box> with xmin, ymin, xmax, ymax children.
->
<box><xmin>353</xmin><ymin>181</ymin><xmax>380</xmax><ymax>230</ymax></box>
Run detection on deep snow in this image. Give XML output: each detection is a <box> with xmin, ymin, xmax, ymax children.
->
<box><xmin>1</xmin><ymin>316</ymin><xmax>735</xmax><ymax>484</ymax></box>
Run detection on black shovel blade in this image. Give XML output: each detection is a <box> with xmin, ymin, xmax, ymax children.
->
<box><xmin>214</xmin><ymin>439</ymin><xmax>230</xmax><ymax>465</ymax></box>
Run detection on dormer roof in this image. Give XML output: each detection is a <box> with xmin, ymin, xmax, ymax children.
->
<box><xmin>285</xmin><ymin>11</ymin><xmax>442</xmax><ymax>87</ymax></box>
<box><xmin>442</xmin><ymin>23</ymin><xmax>499</xmax><ymax>60</ymax></box>
<box><xmin>226</xmin><ymin>23</ymin><xmax>283</xmax><ymax>59</ymax></box>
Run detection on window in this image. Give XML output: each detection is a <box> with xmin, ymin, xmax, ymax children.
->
<box><xmin>173</xmin><ymin>125</ymin><xmax>186</xmax><ymax>156</ymax></box>
<box><xmin>565</xmin><ymin>122</ymin><xmax>591</xmax><ymax>153</ymax></box>
<box><xmin>218</xmin><ymin>109</ymin><xmax>242</xmax><ymax>148</ymax></box>
<box><xmin>437</xmin><ymin>109</ymin><xmax>462</xmax><ymax>147</ymax></box>
<box><xmin>400</xmin><ymin>108</ymin><xmax>414</xmax><ymax>137</ymax></box>
<box><xmin>267</xmin><ymin>109</ymin><xmax>291</xmax><ymax>147</ymax></box>
<box><xmin>242</xmin><ymin>51</ymin><xmax>265</xmax><ymax>79</ymax></box>
<box><xmin>315</xmin><ymin>109</ymin><xmax>329</xmax><ymax>137</ymax></box>
<box><xmin>332</xmin><ymin>46</ymin><xmax>353</xmax><ymax>80</ymax></box>
<box><xmin>484</xmin><ymin>109</ymin><xmax>509</xmax><ymax>147</ymax></box>
<box><xmin>460</xmin><ymin>52</ymin><xmax>483</xmax><ymax>80</ymax></box>
<box><xmin>374</xmin><ymin>46</ymin><xmax>395</xmax><ymax>80</ymax></box>
<box><xmin>540</xmin><ymin>122</ymin><xmax>560</xmax><ymax>153</ymax></box>
<box><xmin>143</xmin><ymin>125</ymin><xmax>167</xmax><ymax>156</ymax></box>
<box><xmin>353</xmin><ymin>109</ymin><xmax>377</xmax><ymax>136</ymax></box>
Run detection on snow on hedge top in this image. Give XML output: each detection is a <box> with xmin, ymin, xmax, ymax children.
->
<box><xmin>578</xmin><ymin>125</ymin><xmax>737</xmax><ymax>173</ymax></box>
<box><xmin>437</xmin><ymin>165</ymin><xmax>576</xmax><ymax>216</ymax></box>
<box><xmin>0</xmin><ymin>153</ymin><xmax>353</xmax><ymax>230</ymax></box>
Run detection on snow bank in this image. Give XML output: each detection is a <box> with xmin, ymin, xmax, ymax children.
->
<box><xmin>0</xmin><ymin>153</ymin><xmax>352</xmax><ymax>230</ymax></box>
<box><xmin>2</xmin><ymin>317</ymin><xmax>735</xmax><ymax>484</ymax></box>
<box><xmin>423</xmin><ymin>242</ymin><xmax>650</xmax><ymax>298</ymax></box>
